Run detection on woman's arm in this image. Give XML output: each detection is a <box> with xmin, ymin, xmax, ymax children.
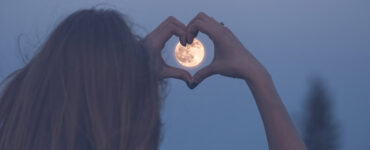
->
<box><xmin>244</xmin><ymin>72</ymin><xmax>307</xmax><ymax>150</ymax></box>
<box><xmin>187</xmin><ymin>12</ymin><xmax>307</xmax><ymax>150</ymax></box>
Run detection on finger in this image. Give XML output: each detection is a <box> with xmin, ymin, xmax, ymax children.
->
<box><xmin>164</xmin><ymin>16</ymin><xmax>187</xmax><ymax>46</ymax></box>
<box><xmin>187</xmin><ymin>19</ymin><xmax>214</xmax><ymax>44</ymax></box>
<box><xmin>149</xmin><ymin>16</ymin><xmax>187</xmax><ymax>48</ymax></box>
<box><xmin>161</xmin><ymin>66</ymin><xmax>192</xmax><ymax>83</ymax></box>
<box><xmin>186</xmin><ymin>12</ymin><xmax>221</xmax><ymax>44</ymax></box>
<box><xmin>186</xmin><ymin>12</ymin><xmax>208</xmax><ymax>43</ymax></box>
<box><xmin>187</xmin><ymin>12</ymin><xmax>213</xmax><ymax>27</ymax></box>
<box><xmin>159</xmin><ymin>23</ymin><xmax>186</xmax><ymax>46</ymax></box>
<box><xmin>158</xmin><ymin>17</ymin><xmax>187</xmax><ymax>46</ymax></box>
<box><xmin>191</xmin><ymin>65</ymin><xmax>215</xmax><ymax>89</ymax></box>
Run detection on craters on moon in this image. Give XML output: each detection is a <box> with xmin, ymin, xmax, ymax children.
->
<box><xmin>174</xmin><ymin>38</ymin><xmax>205</xmax><ymax>68</ymax></box>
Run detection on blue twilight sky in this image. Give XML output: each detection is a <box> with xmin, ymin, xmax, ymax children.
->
<box><xmin>1</xmin><ymin>0</ymin><xmax>369</xmax><ymax>149</ymax></box>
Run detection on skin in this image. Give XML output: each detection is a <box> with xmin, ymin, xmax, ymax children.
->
<box><xmin>144</xmin><ymin>13</ymin><xmax>307</xmax><ymax>150</ymax></box>
<box><xmin>142</xmin><ymin>16</ymin><xmax>192</xmax><ymax>82</ymax></box>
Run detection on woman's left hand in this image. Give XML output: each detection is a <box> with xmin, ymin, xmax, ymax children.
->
<box><xmin>142</xmin><ymin>16</ymin><xmax>192</xmax><ymax>84</ymax></box>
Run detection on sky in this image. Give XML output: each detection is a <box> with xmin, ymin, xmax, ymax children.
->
<box><xmin>1</xmin><ymin>0</ymin><xmax>369</xmax><ymax>149</ymax></box>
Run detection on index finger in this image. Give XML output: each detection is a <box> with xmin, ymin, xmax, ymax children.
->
<box><xmin>186</xmin><ymin>12</ymin><xmax>222</xmax><ymax>43</ymax></box>
<box><xmin>145</xmin><ymin>16</ymin><xmax>187</xmax><ymax>50</ymax></box>
<box><xmin>154</xmin><ymin>16</ymin><xmax>187</xmax><ymax>46</ymax></box>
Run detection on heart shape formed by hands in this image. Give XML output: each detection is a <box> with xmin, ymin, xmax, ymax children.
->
<box><xmin>143</xmin><ymin>12</ymin><xmax>267</xmax><ymax>89</ymax></box>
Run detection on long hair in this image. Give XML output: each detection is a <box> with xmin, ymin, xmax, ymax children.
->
<box><xmin>0</xmin><ymin>9</ymin><xmax>163</xmax><ymax>150</ymax></box>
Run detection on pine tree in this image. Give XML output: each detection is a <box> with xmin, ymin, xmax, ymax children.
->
<box><xmin>302</xmin><ymin>78</ymin><xmax>340</xmax><ymax>150</ymax></box>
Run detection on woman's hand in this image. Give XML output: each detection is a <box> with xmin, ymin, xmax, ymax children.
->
<box><xmin>142</xmin><ymin>16</ymin><xmax>192</xmax><ymax>83</ymax></box>
<box><xmin>186</xmin><ymin>13</ymin><xmax>307</xmax><ymax>150</ymax></box>
<box><xmin>186</xmin><ymin>13</ymin><xmax>270</xmax><ymax>88</ymax></box>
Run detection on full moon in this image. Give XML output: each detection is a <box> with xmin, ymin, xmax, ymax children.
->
<box><xmin>174</xmin><ymin>38</ymin><xmax>205</xmax><ymax>68</ymax></box>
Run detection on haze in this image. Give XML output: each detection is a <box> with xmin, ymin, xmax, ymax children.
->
<box><xmin>0</xmin><ymin>0</ymin><xmax>369</xmax><ymax>149</ymax></box>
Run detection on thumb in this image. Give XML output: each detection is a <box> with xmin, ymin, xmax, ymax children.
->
<box><xmin>190</xmin><ymin>65</ymin><xmax>215</xmax><ymax>89</ymax></box>
<box><xmin>161</xmin><ymin>66</ymin><xmax>192</xmax><ymax>84</ymax></box>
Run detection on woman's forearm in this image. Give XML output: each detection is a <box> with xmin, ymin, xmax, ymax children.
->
<box><xmin>182</xmin><ymin>12</ymin><xmax>307</xmax><ymax>149</ymax></box>
<box><xmin>245</xmin><ymin>72</ymin><xmax>307</xmax><ymax>150</ymax></box>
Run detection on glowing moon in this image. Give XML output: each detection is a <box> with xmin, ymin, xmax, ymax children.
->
<box><xmin>174</xmin><ymin>38</ymin><xmax>205</xmax><ymax>68</ymax></box>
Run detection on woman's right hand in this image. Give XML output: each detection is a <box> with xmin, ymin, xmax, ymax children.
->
<box><xmin>186</xmin><ymin>12</ymin><xmax>270</xmax><ymax>89</ymax></box>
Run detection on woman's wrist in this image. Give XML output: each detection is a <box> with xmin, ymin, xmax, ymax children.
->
<box><xmin>242</xmin><ymin>66</ymin><xmax>272</xmax><ymax>89</ymax></box>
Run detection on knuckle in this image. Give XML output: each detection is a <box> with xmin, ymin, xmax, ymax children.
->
<box><xmin>169</xmin><ymin>24</ymin><xmax>182</xmax><ymax>34</ymax></box>
<box><xmin>193</xmin><ymin>19</ymin><xmax>202</xmax><ymax>24</ymax></box>
<box><xmin>197</xmin><ymin>12</ymin><xmax>207</xmax><ymax>18</ymax></box>
<box><xmin>191</xmin><ymin>20</ymin><xmax>202</xmax><ymax>28</ymax></box>
<box><xmin>167</xmin><ymin>22</ymin><xmax>175</xmax><ymax>29</ymax></box>
<box><xmin>167</xmin><ymin>16</ymin><xmax>176</xmax><ymax>22</ymax></box>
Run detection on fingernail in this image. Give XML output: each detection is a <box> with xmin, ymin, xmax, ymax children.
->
<box><xmin>189</xmin><ymin>82</ymin><xmax>198</xmax><ymax>89</ymax></box>
<box><xmin>189</xmin><ymin>39</ymin><xmax>193</xmax><ymax>44</ymax></box>
<box><xmin>186</xmin><ymin>81</ymin><xmax>191</xmax><ymax>88</ymax></box>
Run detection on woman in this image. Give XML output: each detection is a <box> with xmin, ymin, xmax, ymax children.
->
<box><xmin>0</xmin><ymin>9</ymin><xmax>306</xmax><ymax>150</ymax></box>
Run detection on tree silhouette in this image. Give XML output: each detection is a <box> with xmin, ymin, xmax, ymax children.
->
<box><xmin>302</xmin><ymin>78</ymin><xmax>340</xmax><ymax>150</ymax></box>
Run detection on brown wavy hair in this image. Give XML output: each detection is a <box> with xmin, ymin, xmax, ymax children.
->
<box><xmin>0</xmin><ymin>8</ymin><xmax>163</xmax><ymax>150</ymax></box>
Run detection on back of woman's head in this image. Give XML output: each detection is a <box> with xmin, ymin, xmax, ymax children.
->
<box><xmin>0</xmin><ymin>8</ymin><xmax>162</xmax><ymax>150</ymax></box>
